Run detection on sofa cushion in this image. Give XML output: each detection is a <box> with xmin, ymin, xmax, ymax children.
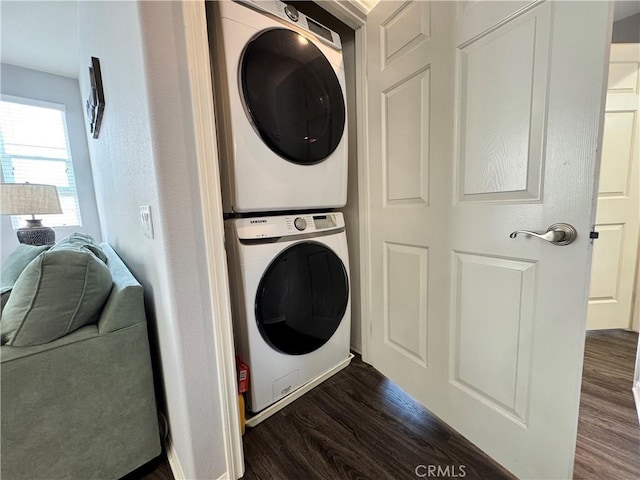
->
<box><xmin>0</xmin><ymin>248</ymin><xmax>113</xmax><ymax>346</ymax></box>
<box><xmin>1</xmin><ymin>244</ymin><xmax>52</xmax><ymax>313</ymax></box>
<box><xmin>53</xmin><ymin>232</ymin><xmax>108</xmax><ymax>264</ymax></box>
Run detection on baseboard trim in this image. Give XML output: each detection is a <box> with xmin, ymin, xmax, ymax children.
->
<box><xmin>246</xmin><ymin>354</ymin><xmax>354</xmax><ymax>428</ymax></box>
<box><xmin>633</xmin><ymin>382</ymin><xmax>640</xmax><ymax>423</ymax></box>
<box><xmin>166</xmin><ymin>435</ymin><xmax>231</xmax><ymax>480</ymax></box>
<box><xmin>166</xmin><ymin>436</ymin><xmax>187</xmax><ymax>480</ymax></box>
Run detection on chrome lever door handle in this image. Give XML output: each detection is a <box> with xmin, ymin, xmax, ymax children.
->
<box><xmin>509</xmin><ymin>223</ymin><xmax>577</xmax><ymax>246</ymax></box>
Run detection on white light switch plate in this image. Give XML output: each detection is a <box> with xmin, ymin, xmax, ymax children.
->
<box><xmin>140</xmin><ymin>205</ymin><xmax>154</xmax><ymax>239</ymax></box>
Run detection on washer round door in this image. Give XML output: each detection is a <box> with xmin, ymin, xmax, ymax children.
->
<box><xmin>255</xmin><ymin>242</ymin><xmax>349</xmax><ymax>355</ymax></box>
<box><xmin>240</xmin><ymin>28</ymin><xmax>346</xmax><ymax>165</ymax></box>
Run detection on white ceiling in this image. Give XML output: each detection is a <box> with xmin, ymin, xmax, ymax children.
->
<box><xmin>0</xmin><ymin>0</ymin><xmax>637</xmax><ymax>81</ymax></box>
<box><xmin>1</xmin><ymin>1</ymin><xmax>79</xmax><ymax>79</ymax></box>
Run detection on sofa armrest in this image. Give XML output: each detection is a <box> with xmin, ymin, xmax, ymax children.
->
<box><xmin>97</xmin><ymin>283</ymin><xmax>146</xmax><ymax>334</ymax></box>
<box><xmin>1</xmin><ymin>322</ymin><xmax>161</xmax><ymax>479</ymax></box>
<box><xmin>98</xmin><ymin>244</ymin><xmax>147</xmax><ymax>333</ymax></box>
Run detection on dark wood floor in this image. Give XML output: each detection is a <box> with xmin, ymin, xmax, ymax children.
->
<box><xmin>126</xmin><ymin>356</ymin><xmax>511</xmax><ymax>480</ymax></box>
<box><xmin>127</xmin><ymin>331</ymin><xmax>639</xmax><ymax>480</ymax></box>
<box><xmin>574</xmin><ymin>329</ymin><xmax>639</xmax><ymax>480</ymax></box>
<box><xmin>240</xmin><ymin>356</ymin><xmax>512</xmax><ymax>480</ymax></box>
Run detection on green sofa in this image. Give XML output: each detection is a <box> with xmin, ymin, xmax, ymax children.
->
<box><xmin>1</xmin><ymin>243</ymin><xmax>161</xmax><ymax>479</ymax></box>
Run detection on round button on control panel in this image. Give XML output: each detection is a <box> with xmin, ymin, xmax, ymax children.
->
<box><xmin>284</xmin><ymin>5</ymin><xmax>299</xmax><ymax>22</ymax></box>
<box><xmin>294</xmin><ymin>217</ymin><xmax>307</xmax><ymax>231</ymax></box>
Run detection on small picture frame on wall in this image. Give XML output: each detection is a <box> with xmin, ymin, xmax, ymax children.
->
<box><xmin>86</xmin><ymin>56</ymin><xmax>105</xmax><ymax>139</ymax></box>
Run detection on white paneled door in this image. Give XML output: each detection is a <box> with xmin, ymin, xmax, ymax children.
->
<box><xmin>365</xmin><ymin>1</ymin><xmax>611</xmax><ymax>478</ymax></box>
<box><xmin>588</xmin><ymin>44</ymin><xmax>640</xmax><ymax>331</ymax></box>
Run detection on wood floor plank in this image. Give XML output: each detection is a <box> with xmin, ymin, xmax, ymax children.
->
<box><xmin>241</xmin><ymin>357</ymin><xmax>513</xmax><ymax>480</ymax></box>
<box><xmin>573</xmin><ymin>329</ymin><xmax>639</xmax><ymax>480</ymax></box>
<box><xmin>128</xmin><ymin>330</ymin><xmax>639</xmax><ymax>479</ymax></box>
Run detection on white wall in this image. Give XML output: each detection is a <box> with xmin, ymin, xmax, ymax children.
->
<box><xmin>77</xmin><ymin>2</ymin><xmax>226</xmax><ymax>478</ymax></box>
<box><xmin>0</xmin><ymin>64</ymin><xmax>102</xmax><ymax>261</ymax></box>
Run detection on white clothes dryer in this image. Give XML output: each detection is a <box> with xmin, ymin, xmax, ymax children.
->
<box><xmin>208</xmin><ymin>0</ymin><xmax>348</xmax><ymax>213</ymax></box>
<box><xmin>225</xmin><ymin>212</ymin><xmax>351</xmax><ymax>413</ymax></box>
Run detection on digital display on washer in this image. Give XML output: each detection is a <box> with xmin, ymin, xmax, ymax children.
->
<box><xmin>313</xmin><ymin>214</ymin><xmax>336</xmax><ymax>229</ymax></box>
<box><xmin>307</xmin><ymin>18</ymin><xmax>333</xmax><ymax>42</ymax></box>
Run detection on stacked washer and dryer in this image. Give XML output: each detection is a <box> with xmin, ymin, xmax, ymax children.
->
<box><xmin>207</xmin><ymin>0</ymin><xmax>352</xmax><ymax>417</ymax></box>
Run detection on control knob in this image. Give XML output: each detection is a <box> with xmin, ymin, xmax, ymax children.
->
<box><xmin>294</xmin><ymin>217</ymin><xmax>307</xmax><ymax>231</ymax></box>
<box><xmin>284</xmin><ymin>5</ymin><xmax>299</xmax><ymax>22</ymax></box>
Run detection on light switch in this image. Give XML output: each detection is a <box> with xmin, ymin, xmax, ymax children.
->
<box><xmin>140</xmin><ymin>205</ymin><xmax>154</xmax><ymax>239</ymax></box>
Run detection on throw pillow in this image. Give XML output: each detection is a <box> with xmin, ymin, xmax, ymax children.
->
<box><xmin>1</xmin><ymin>243</ymin><xmax>52</xmax><ymax>286</ymax></box>
<box><xmin>1</xmin><ymin>244</ymin><xmax>52</xmax><ymax>314</ymax></box>
<box><xmin>0</xmin><ymin>248</ymin><xmax>113</xmax><ymax>346</ymax></box>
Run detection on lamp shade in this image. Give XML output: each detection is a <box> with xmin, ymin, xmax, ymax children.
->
<box><xmin>0</xmin><ymin>183</ymin><xmax>62</xmax><ymax>216</ymax></box>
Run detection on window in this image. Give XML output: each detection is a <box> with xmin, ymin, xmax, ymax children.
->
<box><xmin>0</xmin><ymin>95</ymin><xmax>82</xmax><ymax>228</ymax></box>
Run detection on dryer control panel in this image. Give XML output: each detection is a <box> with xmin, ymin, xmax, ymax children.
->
<box><xmin>234</xmin><ymin>0</ymin><xmax>342</xmax><ymax>50</ymax></box>
<box><xmin>236</xmin><ymin>212</ymin><xmax>344</xmax><ymax>240</ymax></box>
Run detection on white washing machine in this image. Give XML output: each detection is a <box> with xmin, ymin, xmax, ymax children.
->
<box><xmin>208</xmin><ymin>0</ymin><xmax>348</xmax><ymax>213</ymax></box>
<box><xmin>225</xmin><ymin>212</ymin><xmax>351</xmax><ymax>413</ymax></box>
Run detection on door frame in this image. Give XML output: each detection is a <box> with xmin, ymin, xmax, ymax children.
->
<box><xmin>182</xmin><ymin>0</ymin><xmax>616</xmax><ymax>478</ymax></box>
<box><xmin>180</xmin><ymin>1</ymin><xmax>370</xmax><ymax>479</ymax></box>
<box><xmin>181</xmin><ymin>2</ymin><xmax>244</xmax><ymax>479</ymax></box>
<box><xmin>182</xmin><ymin>0</ymin><xmax>613</xmax><ymax>478</ymax></box>
<box><xmin>317</xmin><ymin>1</ymin><xmax>372</xmax><ymax>364</ymax></box>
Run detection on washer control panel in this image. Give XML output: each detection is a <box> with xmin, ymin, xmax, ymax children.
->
<box><xmin>235</xmin><ymin>212</ymin><xmax>344</xmax><ymax>240</ymax></box>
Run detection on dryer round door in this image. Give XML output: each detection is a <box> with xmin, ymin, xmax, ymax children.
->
<box><xmin>240</xmin><ymin>28</ymin><xmax>346</xmax><ymax>165</ymax></box>
<box><xmin>255</xmin><ymin>241</ymin><xmax>349</xmax><ymax>355</ymax></box>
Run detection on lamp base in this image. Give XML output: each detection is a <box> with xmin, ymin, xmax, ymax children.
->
<box><xmin>17</xmin><ymin>219</ymin><xmax>56</xmax><ymax>246</ymax></box>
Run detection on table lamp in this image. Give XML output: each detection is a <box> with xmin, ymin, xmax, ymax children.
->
<box><xmin>0</xmin><ymin>183</ymin><xmax>62</xmax><ymax>245</ymax></box>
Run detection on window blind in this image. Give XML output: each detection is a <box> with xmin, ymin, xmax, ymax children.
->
<box><xmin>0</xmin><ymin>96</ymin><xmax>82</xmax><ymax>228</ymax></box>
